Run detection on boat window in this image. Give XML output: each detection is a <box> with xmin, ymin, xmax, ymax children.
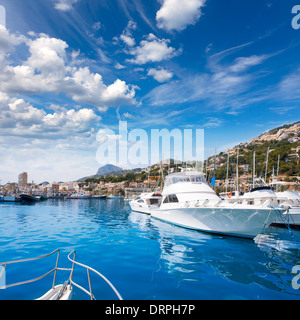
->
<box><xmin>169</xmin><ymin>194</ymin><xmax>179</xmax><ymax>203</ymax></box>
<box><xmin>137</xmin><ymin>199</ymin><xmax>144</xmax><ymax>203</ymax></box>
<box><xmin>165</xmin><ymin>174</ymin><xmax>207</xmax><ymax>186</ymax></box>
<box><xmin>149</xmin><ymin>198</ymin><xmax>160</xmax><ymax>205</ymax></box>
<box><xmin>163</xmin><ymin>194</ymin><xmax>179</xmax><ymax>203</ymax></box>
<box><xmin>190</xmin><ymin>175</ymin><xmax>206</xmax><ymax>184</ymax></box>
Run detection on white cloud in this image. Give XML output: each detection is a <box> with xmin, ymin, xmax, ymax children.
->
<box><xmin>144</xmin><ymin>52</ymin><xmax>270</xmax><ymax>110</ymax></box>
<box><xmin>0</xmin><ymin>27</ymin><xmax>25</xmax><ymax>61</ymax></box>
<box><xmin>127</xmin><ymin>33</ymin><xmax>181</xmax><ymax>65</ymax></box>
<box><xmin>0</xmin><ymin>93</ymin><xmax>101</xmax><ymax>138</ymax></box>
<box><xmin>8</xmin><ymin>99</ymin><xmax>46</xmax><ymax>126</ymax></box>
<box><xmin>278</xmin><ymin>69</ymin><xmax>300</xmax><ymax>100</ymax></box>
<box><xmin>26</xmin><ymin>35</ymin><xmax>68</xmax><ymax>76</ymax></box>
<box><xmin>0</xmin><ymin>32</ymin><xmax>138</xmax><ymax>108</ymax></box>
<box><xmin>156</xmin><ymin>0</ymin><xmax>206</xmax><ymax>32</ymax></box>
<box><xmin>54</xmin><ymin>0</ymin><xmax>79</xmax><ymax>11</ymax></box>
<box><xmin>65</xmin><ymin>67</ymin><xmax>138</xmax><ymax>108</ymax></box>
<box><xmin>203</xmin><ymin>117</ymin><xmax>223</xmax><ymax>128</ymax></box>
<box><xmin>93</xmin><ymin>21</ymin><xmax>102</xmax><ymax>31</ymax></box>
<box><xmin>119</xmin><ymin>21</ymin><xmax>137</xmax><ymax>47</ymax></box>
<box><xmin>114</xmin><ymin>62</ymin><xmax>126</xmax><ymax>70</ymax></box>
<box><xmin>147</xmin><ymin>67</ymin><xmax>173</xmax><ymax>82</ymax></box>
<box><xmin>230</xmin><ymin>55</ymin><xmax>268</xmax><ymax>73</ymax></box>
<box><xmin>269</xmin><ymin>106</ymin><xmax>296</xmax><ymax>115</ymax></box>
<box><xmin>120</xmin><ymin>34</ymin><xmax>136</xmax><ymax>47</ymax></box>
<box><xmin>122</xmin><ymin>112</ymin><xmax>134</xmax><ymax>119</ymax></box>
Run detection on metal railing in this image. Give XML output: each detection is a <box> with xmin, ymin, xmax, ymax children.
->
<box><xmin>67</xmin><ymin>250</ymin><xmax>123</xmax><ymax>300</ymax></box>
<box><xmin>0</xmin><ymin>249</ymin><xmax>72</xmax><ymax>290</ymax></box>
<box><xmin>0</xmin><ymin>249</ymin><xmax>123</xmax><ymax>300</ymax></box>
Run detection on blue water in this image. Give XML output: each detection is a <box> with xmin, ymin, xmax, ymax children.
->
<box><xmin>0</xmin><ymin>199</ymin><xmax>300</xmax><ymax>300</ymax></box>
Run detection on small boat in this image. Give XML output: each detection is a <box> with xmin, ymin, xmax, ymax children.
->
<box><xmin>1</xmin><ymin>195</ymin><xmax>21</xmax><ymax>202</ymax></box>
<box><xmin>20</xmin><ymin>194</ymin><xmax>41</xmax><ymax>202</ymax></box>
<box><xmin>65</xmin><ymin>193</ymin><xmax>91</xmax><ymax>199</ymax></box>
<box><xmin>91</xmin><ymin>195</ymin><xmax>107</xmax><ymax>199</ymax></box>
<box><xmin>227</xmin><ymin>181</ymin><xmax>300</xmax><ymax>230</ymax></box>
<box><xmin>0</xmin><ymin>249</ymin><xmax>123</xmax><ymax>300</ymax></box>
<box><xmin>129</xmin><ymin>192</ymin><xmax>162</xmax><ymax>215</ymax></box>
<box><xmin>272</xmin><ymin>191</ymin><xmax>300</xmax><ymax>229</ymax></box>
<box><xmin>39</xmin><ymin>195</ymin><xmax>48</xmax><ymax>201</ymax></box>
<box><xmin>150</xmin><ymin>171</ymin><xmax>288</xmax><ymax>239</ymax></box>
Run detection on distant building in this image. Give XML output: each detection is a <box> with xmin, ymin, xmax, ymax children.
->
<box><xmin>18</xmin><ymin>172</ymin><xmax>28</xmax><ymax>189</ymax></box>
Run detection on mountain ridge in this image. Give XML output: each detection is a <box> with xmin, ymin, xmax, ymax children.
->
<box><xmin>78</xmin><ymin>120</ymin><xmax>300</xmax><ymax>182</ymax></box>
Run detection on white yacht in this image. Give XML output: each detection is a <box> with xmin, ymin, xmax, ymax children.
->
<box><xmin>65</xmin><ymin>193</ymin><xmax>91</xmax><ymax>199</ymax></box>
<box><xmin>226</xmin><ymin>181</ymin><xmax>300</xmax><ymax>229</ymax></box>
<box><xmin>273</xmin><ymin>191</ymin><xmax>300</xmax><ymax>228</ymax></box>
<box><xmin>129</xmin><ymin>192</ymin><xmax>162</xmax><ymax>214</ymax></box>
<box><xmin>150</xmin><ymin>171</ymin><xmax>287</xmax><ymax>239</ymax></box>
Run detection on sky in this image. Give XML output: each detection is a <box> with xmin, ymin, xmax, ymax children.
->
<box><xmin>0</xmin><ymin>0</ymin><xmax>300</xmax><ymax>184</ymax></box>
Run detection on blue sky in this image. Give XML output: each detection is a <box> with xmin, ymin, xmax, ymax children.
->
<box><xmin>0</xmin><ymin>0</ymin><xmax>299</xmax><ymax>183</ymax></box>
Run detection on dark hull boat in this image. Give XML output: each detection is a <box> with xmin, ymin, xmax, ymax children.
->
<box><xmin>20</xmin><ymin>194</ymin><xmax>41</xmax><ymax>202</ymax></box>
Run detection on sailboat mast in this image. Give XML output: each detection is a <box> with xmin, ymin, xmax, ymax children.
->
<box><xmin>226</xmin><ymin>152</ymin><xmax>229</xmax><ymax>194</ymax></box>
<box><xmin>236</xmin><ymin>147</ymin><xmax>239</xmax><ymax>192</ymax></box>
<box><xmin>276</xmin><ymin>154</ymin><xmax>280</xmax><ymax>192</ymax></box>
<box><xmin>264</xmin><ymin>147</ymin><xmax>270</xmax><ymax>183</ymax></box>
<box><xmin>253</xmin><ymin>151</ymin><xmax>255</xmax><ymax>189</ymax></box>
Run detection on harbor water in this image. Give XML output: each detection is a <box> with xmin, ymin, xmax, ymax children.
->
<box><xmin>0</xmin><ymin>198</ymin><xmax>300</xmax><ymax>300</ymax></box>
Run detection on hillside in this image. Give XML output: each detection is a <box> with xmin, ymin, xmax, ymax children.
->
<box><xmin>249</xmin><ymin>121</ymin><xmax>300</xmax><ymax>144</ymax></box>
<box><xmin>206</xmin><ymin>121</ymin><xmax>300</xmax><ymax>182</ymax></box>
<box><xmin>79</xmin><ymin>121</ymin><xmax>300</xmax><ymax>185</ymax></box>
<box><xmin>96</xmin><ymin>164</ymin><xmax>123</xmax><ymax>176</ymax></box>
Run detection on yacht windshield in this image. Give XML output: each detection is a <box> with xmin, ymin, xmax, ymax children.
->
<box><xmin>165</xmin><ymin>173</ymin><xmax>207</xmax><ymax>186</ymax></box>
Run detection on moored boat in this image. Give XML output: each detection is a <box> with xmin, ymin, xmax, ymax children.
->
<box><xmin>150</xmin><ymin>171</ymin><xmax>287</xmax><ymax>239</ymax></box>
<box><xmin>65</xmin><ymin>193</ymin><xmax>91</xmax><ymax>199</ymax></box>
<box><xmin>20</xmin><ymin>194</ymin><xmax>41</xmax><ymax>202</ymax></box>
<box><xmin>1</xmin><ymin>195</ymin><xmax>21</xmax><ymax>202</ymax></box>
<box><xmin>129</xmin><ymin>192</ymin><xmax>162</xmax><ymax>215</ymax></box>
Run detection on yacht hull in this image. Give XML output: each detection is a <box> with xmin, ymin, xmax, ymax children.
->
<box><xmin>270</xmin><ymin>207</ymin><xmax>300</xmax><ymax>230</ymax></box>
<box><xmin>129</xmin><ymin>203</ymin><xmax>151</xmax><ymax>215</ymax></box>
<box><xmin>150</xmin><ymin>206</ymin><xmax>280</xmax><ymax>239</ymax></box>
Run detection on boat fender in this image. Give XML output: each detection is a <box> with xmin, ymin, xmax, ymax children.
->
<box><xmin>228</xmin><ymin>192</ymin><xmax>233</xmax><ymax>198</ymax></box>
<box><xmin>184</xmin><ymin>201</ymin><xmax>190</xmax><ymax>208</ymax></box>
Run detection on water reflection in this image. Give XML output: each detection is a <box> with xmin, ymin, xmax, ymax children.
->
<box><xmin>1</xmin><ymin>199</ymin><xmax>300</xmax><ymax>299</ymax></box>
<box><xmin>130</xmin><ymin>211</ymin><xmax>300</xmax><ymax>298</ymax></box>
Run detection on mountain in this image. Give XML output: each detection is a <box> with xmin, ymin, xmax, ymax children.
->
<box><xmin>96</xmin><ymin>164</ymin><xmax>123</xmax><ymax>176</ymax></box>
<box><xmin>77</xmin><ymin>164</ymin><xmax>123</xmax><ymax>182</ymax></box>
<box><xmin>248</xmin><ymin>121</ymin><xmax>300</xmax><ymax>144</ymax></box>
<box><xmin>206</xmin><ymin>121</ymin><xmax>300</xmax><ymax>180</ymax></box>
<box><xmin>77</xmin><ymin>121</ymin><xmax>300</xmax><ymax>183</ymax></box>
